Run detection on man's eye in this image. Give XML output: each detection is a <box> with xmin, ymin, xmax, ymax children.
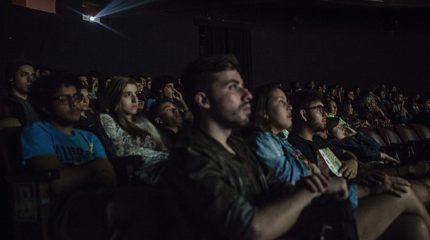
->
<box><xmin>228</xmin><ymin>84</ymin><xmax>238</xmax><ymax>90</ymax></box>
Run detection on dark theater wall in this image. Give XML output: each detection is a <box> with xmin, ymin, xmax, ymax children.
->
<box><xmin>1</xmin><ymin>3</ymin><xmax>199</xmax><ymax>78</ymax></box>
<box><xmin>2</xmin><ymin>2</ymin><xmax>430</xmax><ymax>94</ymax></box>
<box><xmin>250</xmin><ymin>7</ymin><xmax>430</xmax><ymax>93</ymax></box>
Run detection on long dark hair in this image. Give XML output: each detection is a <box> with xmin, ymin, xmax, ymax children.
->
<box><xmin>103</xmin><ymin>76</ymin><xmax>165</xmax><ymax>150</ymax></box>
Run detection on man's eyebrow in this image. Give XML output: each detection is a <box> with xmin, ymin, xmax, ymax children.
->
<box><xmin>222</xmin><ymin>79</ymin><xmax>242</xmax><ymax>86</ymax></box>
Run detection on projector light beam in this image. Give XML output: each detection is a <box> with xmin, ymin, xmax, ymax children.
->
<box><xmin>95</xmin><ymin>0</ymin><xmax>155</xmax><ymax>18</ymax></box>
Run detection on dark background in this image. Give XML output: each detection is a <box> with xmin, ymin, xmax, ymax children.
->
<box><xmin>2</xmin><ymin>0</ymin><xmax>430</xmax><ymax>93</ymax></box>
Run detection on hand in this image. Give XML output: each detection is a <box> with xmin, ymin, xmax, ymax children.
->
<box><xmin>325</xmin><ymin>177</ymin><xmax>349</xmax><ymax>200</ymax></box>
<box><xmin>339</xmin><ymin>159</ymin><xmax>358</xmax><ymax>179</ymax></box>
<box><xmin>378</xmin><ymin>175</ymin><xmax>410</xmax><ymax>197</ymax></box>
<box><xmin>380</xmin><ymin>152</ymin><xmax>400</xmax><ymax>165</ymax></box>
<box><xmin>297</xmin><ymin>173</ymin><xmax>330</xmax><ymax>195</ymax></box>
<box><xmin>344</xmin><ymin>126</ymin><xmax>357</xmax><ymax>137</ymax></box>
<box><xmin>172</xmin><ymin>88</ymin><xmax>184</xmax><ymax>102</ymax></box>
<box><xmin>308</xmin><ymin>162</ymin><xmax>321</xmax><ymax>174</ymax></box>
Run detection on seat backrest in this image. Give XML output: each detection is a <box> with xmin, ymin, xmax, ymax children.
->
<box><xmin>358</xmin><ymin>127</ymin><xmax>387</xmax><ymax>147</ymax></box>
<box><xmin>0</xmin><ymin>127</ymin><xmax>23</xmax><ymax>176</ymax></box>
<box><xmin>376</xmin><ymin>127</ymin><xmax>403</xmax><ymax>145</ymax></box>
<box><xmin>410</xmin><ymin>123</ymin><xmax>430</xmax><ymax>140</ymax></box>
<box><xmin>394</xmin><ymin>124</ymin><xmax>420</xmax><ymax>143</ymax></box>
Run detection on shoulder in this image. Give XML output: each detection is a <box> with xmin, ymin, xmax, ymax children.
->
<box><xmin>22</xmin><ymin>121</ymin><xmax>53</xmax><ymax>136</ymax></box>
<box><xmin>100</xmin><ymin>113</ymin><xmax>114</xmax><ymax>122</ymax></box>
<box><xmin>73</xmin><ymin>128</ymin><xmax>101</xmax><ymax>141</ymax></box>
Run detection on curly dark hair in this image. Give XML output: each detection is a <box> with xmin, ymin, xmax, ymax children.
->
<box><xmin>28</xmin><ymin>72</ymin><xmax>80</xmax><ymax>120</ymax></box>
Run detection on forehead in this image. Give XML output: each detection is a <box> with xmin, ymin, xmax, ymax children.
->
<box><xmin>212</xmin><ymin>69</ymin><xmax>243</xmax><ymax>86</ymax></box>
<box><xmin>123</xmin><ymin>83</ymin><xmax>137</xmax><ymax>92</ymax></box>
<box><xmin>308</xmin><ymin>100</ymin><xmax>323</xmax><ymax>107</ymax></box>
<box><xmin>161</xmin><ymin>102</ymin><xmax>176</xmax><ymax>109</ymax></box>
<box><xmin>80</xmin><ymin>88</ymin><xmax>89</xmax><ymax>94</ymax></box>
<box><xmin>17</xmin><ymin>65</ymin><xmax>34</xmax><ymax>73</ymax></box>
<box><xmin>55</xmin><ymin>84</ymin><xmax>77</xmax><ymax>96</ymax></box>
<box><xmin>270</xmin><ymin>88</ymin><xmax>287</xmax><ymax>100</ymax></box>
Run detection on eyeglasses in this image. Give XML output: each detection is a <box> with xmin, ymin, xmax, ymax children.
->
<box><xmin>52</xmin><ymin>94</ymin><xmax>84</xmax><ymax>105</ymax></box>
<box><xmin>305</xmin><ymin>105</ymin><xmax>325</xmax><ymax>113</ymax></box>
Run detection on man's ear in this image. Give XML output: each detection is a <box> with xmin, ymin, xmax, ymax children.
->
<box><xmin>299</xmin><ymin>109</ymin><xmax>308</xmax><ymax>122</ymax></box>
<box><xmin>194</xmin><ymin>92</ymin><xmax>210</xmax><ymax>109</ymax></box>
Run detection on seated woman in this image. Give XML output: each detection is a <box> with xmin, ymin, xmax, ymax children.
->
<box><xmin>325</xmin><ymin>117</ymin><xmax>399</xmax><ymax>164</ymax></box>
<box><xmin>249</xmin><ymin>84</ymin><xmax>430</xmax><ymax>240</ymax></box>
<box><xmin>100</xmin><ymin>76</ymin><xmax>168</xmax><ymax>185</ymax></box>
<box><xmin>325</xmin><ymin>116</ymin><xmax>430</xmax><ymax>205</ymax></box>
<box><xmin>340</xmin><ymin>100</ymin><xmax>370</xmax><ymax>129</ymax></box>
<box><xmin>75</xmin><ymin>84</ymin><xmax>97</xmax><ymax>130</ymax></box>
<box><xmin>358</xmin><ymin>95</ymin><xmax>392</xmax><ymax>127</ymax></box>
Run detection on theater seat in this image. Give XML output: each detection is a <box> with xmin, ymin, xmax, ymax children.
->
<box><xmin>410</xmin><ymin>123</ymin><xmax>430</xmax><ymax>140</ymax></box>
<box><xmin>410</xmin><ymin>124</ymin><xmax>430</xmax><ymax>161</ymax></box>
<box><xmin>0</xmin><ymin>127</ymin><xmax>59</xmax><ymax>240</ymax></box>
<box><xmin>358</xmin><ymin>128</ymin><xmax>387</xmax><ymax>147</ymax></box>
<box><xmin>394</xmin><ymin>124</ymin><xmax>420</xmax><ymax>143</ymax></box>
<box><xmin>377</xmin><ymin>127</ymin><xmax>412</xmax><ymax>163</ymax></box>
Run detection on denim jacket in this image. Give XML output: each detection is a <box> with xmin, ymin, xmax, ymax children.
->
<box><xmin>251</xmin><ymin>130</ymin><xmax>358</xmax><ymax>210</ymax></box>
<box><xmin>251</xmin><ymin>131</ymin><xmax>311</xmax><ymax>184</ymax></box>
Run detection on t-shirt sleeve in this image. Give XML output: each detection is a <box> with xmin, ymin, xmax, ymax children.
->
<box><xmin>21</xmin><ymin>124</ymin><xmax>55</xmax><ymax>165</ymax></box>
<box><xmin>91</xmin><ymin>134</ymin><xmax>107</xmax><ymax>159</ymax></box>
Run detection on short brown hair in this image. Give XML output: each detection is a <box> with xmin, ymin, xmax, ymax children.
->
<box><xmin>181</xmin><ymin>54</ymin><xmax>239</xmax><ymax>113</ymax></box>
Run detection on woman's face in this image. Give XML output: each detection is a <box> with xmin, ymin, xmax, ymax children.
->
<box><xmin>327</xmin><ymin>101</ymin><xmax>338</xmax><ymax>115</ymax></box>
<box><xmin>330</xmin><ymin>123</ymin><xmax>347</xmax><ymax>140</ymax></box>
<box><xmin>80</xmin><ymin>88</ymin><xmax>90</xmax><ymax>111</ymax></box>
<box><xmin>266</xmin><ymin>88</ymin><xmax>293</xmax><ymax>133</ymax></box>
<box><xmin>117</xmin><ymin>84</ymin><xmax>139</xmax><ymax>117</ymax></box>
<box><xmin>162</xmin><ymin>83</ymin><xmax>175</xmax><ymax>99</ymax></box>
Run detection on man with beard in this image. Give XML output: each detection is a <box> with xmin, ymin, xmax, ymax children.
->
<box><xmin>21</xmin><ymin>72</ymin><xmax>116</xmax><ymax>239</ymax></box>
<box><xmin>0</xmin><ymin>61</ymin><xmax>39</xmax><ymax>126</ymax></box>
<box><xmin>288</xmin><ymin>90</ymin><xmax>359</xmax><ymax>179</ymax></box>
<box><xmin>162</xmin><ymin>55</ymin><xmax>349</xmax><ymax>240</ymax></box>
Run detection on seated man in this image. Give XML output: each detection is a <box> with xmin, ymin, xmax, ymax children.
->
<box><xmin>21</xmin><ymin>73</ymin><xmax>116</xmax><ymax>239</ymax></box>
<box><xmin>288</xmin><ymin>90</ymin><xmax>430</xmax><ymax>239</ymax></box>
<box><xmin>162</xmin><ymin>54</ymin><xmax>351</xmax><ymax>240</ymax></box>
<box><xmin>149</xmin><ymin>99</ymin><xmax>192</xmax><ymax>149</ymax></box>
<box><xmin>0</xmin><ymin>61</ymin><xmax>39</xmax><ymax>126</ymax></box>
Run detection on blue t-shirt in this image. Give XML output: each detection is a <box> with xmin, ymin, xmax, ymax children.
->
<box><xmin>21</xmin><ymin>121</ymin><xmax>107</xmax><ymax>166</ymax></box>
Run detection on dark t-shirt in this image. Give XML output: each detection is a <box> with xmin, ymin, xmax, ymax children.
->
<box><xmin>0</xmin><ymin>94</ymin><xmax>38</xmax><ymax>125</ymax></box>
<box><xmin>288</xmin><ymin>133</ymin><xmax>343</xmax><ymax>165</ymax></box>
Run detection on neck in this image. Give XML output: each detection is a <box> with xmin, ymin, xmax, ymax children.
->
<box><xmin>293</xmin><ymin>124</ymin><xmax>315</xmax><ymax>141</ymax></box>
<box><xmin>124</xmin><ymin>114</ymin><xmax>133</xmax><ymax>123</ymax></box>
<box><xmin>50</xmin><ymin>120</ymin><xmax>73</xmax><ymax>135</ymax></box>
<box><xmin>270</xmin><ymin>126</ymin><xmax>283</xmax><ymax>135</ymax></box>
<box><xmin>198</xmin><ymin>116</ymin><xmax>232</xmax><ymax>152</ymax></box>
<box><xmin>12</xmin><ymin>88</ymin><xmax>27</xmax><ymax>100</ymax></box>
<box><xmin>165</xmin><ymin>126</ymin><xmax>179</xmax><ymax>134</ymax></box>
